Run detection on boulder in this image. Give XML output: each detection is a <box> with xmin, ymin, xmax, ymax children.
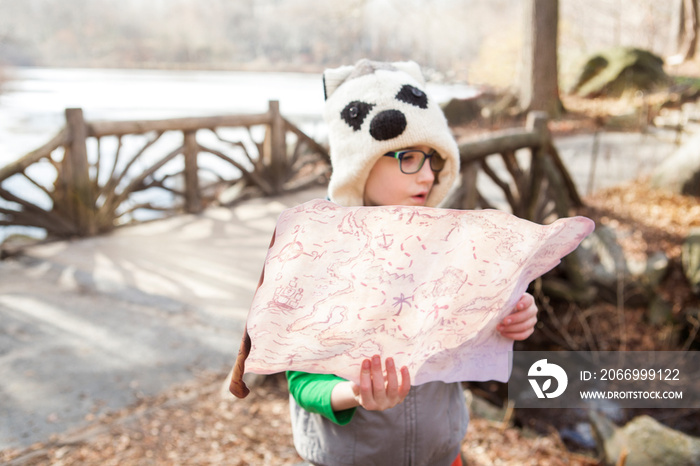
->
<box><xmin>651</xmin><ymin>132</ymin><xmax>700</xmax><ymax>197</ymax></box>
<box><xmin>441</xmin><ymin>96</ymin><xmax>483</xmax><ymax>126</ymax></box>
<box><xmin>589</xmin><ymin>412</ymin><xmax>700</xmax><ymax>466</ymax></box>
<box><xmin>571</xmin><ymin>47</ymin><xmax>671</xmax><ymax>98</ymax></box>
<box><xmin>646</xmin><ymin>295</ymin><xmax>674</xmax><ymax>325</ymax></box>
<box><xmin>575</xmin><ymin>225</ymin><xmax>670</xmax><ymax>306</ymax></box>
<box><xmin>682</xmin><ymin>228</ymin><xmax>700</xmax><ymax>295</ymax></box>
<box><xmin>464</xmin><ymin>389</ymin><xmax>509</xmax><ymax>422</ymax></box>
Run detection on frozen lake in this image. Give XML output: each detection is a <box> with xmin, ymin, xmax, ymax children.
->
<box><xmin>0</xmin><ymin>67</ymin><xmax>479</xmax><ymax>240</ymax></box>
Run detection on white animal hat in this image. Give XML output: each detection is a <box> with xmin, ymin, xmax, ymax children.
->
<box><xmin>323</xmin><ymin>59</ymin><xmax>460</xmax><ymax>207</ymax></box>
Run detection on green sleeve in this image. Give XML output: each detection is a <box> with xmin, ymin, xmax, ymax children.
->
<box><xmin>286</xmin><ymin>371</ymin><xmax>356</xmax><ymax>425</ymax></box>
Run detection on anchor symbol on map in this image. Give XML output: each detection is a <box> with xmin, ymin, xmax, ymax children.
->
<box><xmin>375</xmin><ymin>232</ymin><xmax>394</xmax><ymax>249</ymax></box>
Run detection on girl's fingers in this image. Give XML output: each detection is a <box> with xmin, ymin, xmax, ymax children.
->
<box><xmin>499</xmin><ymin>315</ymin><xmax>537</xmax><ymax>340</ymax></box>
<box><xmin>356</xmin><ymin>356</ymin><xmax>411</xmax><ymax>410</ymax></box>
<box><xmin>503</xmin><ymin>309</ymin><xmax>531</xmax><ymax>325</ymax></box>
<box><xmin>385</xmin><ymin>357</ymin><xmax>399</xmax><ymax>395</ymax></box>
<box><xmin>370</xmin><ymin>355</ymin><xmax>386</xmax><ymax>401</ymax></box>
<box><xmin>499</xmin><ymin>326</ymin><xmax>535</xmax><ymax>340</ymax></box>
<box><xmin>516</xmin><ymin>292</ymin><xmax>535</xmax><ymax>311</ymax></box>
<box><xmin>359</xmin><ymin>358</ymin><xmax>373</xmax><ymax>402</ymax></box>
<box><xmin>498</xmin><ymin>292</ymin><xmax>538</xmax><ymax>341</ymax></box>
<box><xmin>502</xmin><ymin>294</ymin><xmax>537</xmax><ymax>326</ymax></box>
<box><xmin>398</xmin><ymin>366</ymin><xmax>411</xmax><ymax>398</ymax></box>
<box><xmin>501</xmin><ymin>315</ymin><xmax>538</xmax><ymax>333</ymax></box>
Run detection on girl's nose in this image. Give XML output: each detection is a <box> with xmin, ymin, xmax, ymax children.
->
<box><xmin>416</xmin><ymin>159</ymin><xmax>436</xmax><ymax>184</ymax></box>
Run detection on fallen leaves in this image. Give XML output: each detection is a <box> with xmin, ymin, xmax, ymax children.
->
<box><xmin>1</xmin><ymin>371</ymin><xmax>302</xmax><ymax>466</ymax></box>
<box><xmin>580</xmin><ymin>177</ymin><xmax>700</xmax><ymax>261</ymax></box>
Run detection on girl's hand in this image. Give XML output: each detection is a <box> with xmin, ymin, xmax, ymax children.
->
<box><xmin>497</xmin><ymin>292</ymin><xmax>538</xmax><ymax>340</ymax></box>
<box><xmin>353</xmin><ymin>355</ymin><xmax>411</xmax><ymax>410</ymax></box>
<box><xmin>331</xmin><ymin>355</ymin><xmax>410</xmax><ymax>412</ymax></box>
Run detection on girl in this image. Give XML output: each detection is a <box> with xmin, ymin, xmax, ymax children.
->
<box><xmin>286</xmin><ymin>60</ymin><xmax>537</xmax><ymax>466</ymax></box>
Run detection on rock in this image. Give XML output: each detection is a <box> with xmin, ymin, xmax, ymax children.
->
<box><xmin>559</xmin><ymin>422</ymin><xmax>597</xmax><ymax>450</ymax></box>
<box><xmin>464</xmin><ymin>389</ymin><xmax>509</xmax><ymax>422</ymax></box>
<box><xmin>646</xmin><ymin>295</ymin><xmax>673</xmax><ymax>325</ymax></box>
<box><xmin>576</xmin><ymin>225</ymin><xmax>626</xmax><ymax>286</ymax></box>
<box><xmin>682</xmin><ymin>307</ymin><xmax>700</xmax><ymax>348</ymax></box>
<box><xmin>630</xmin><ymin>251</ymin><xmax>671</xmax><ymax>289</ymax></box>
<box><xmin>589</xmin><ymin>412</ymin><xmax>700</xmax><ymax>466</ymax></box>
<box><xmin>478</xmin><ymin>91</ymin><xmax>520</xmax><ymax>123</ymax></box>
<box><xmin>651</xmin><ymin>133</ymin><xmax>700</xmax><ymax>197</ymax></box>
<box><xmin>605</xmin><ymin>111</ymin><xmax>645</xmax><ymax>131</ymax></box>
<box><xmin>441</xmin><ymin>96</ymin><xmax>483</xmax><ymax>126</ymax></box>
<box><xmin>441</xmin><ymin>90</ymin><xmax>521</xmax><ymax>126</ymax></box>
<box><xmin>682</xmin><ymin>228</ymin><xmax>700</xmax><ymax>295</ymax></box>
<box><xmin>575</xmin><ymin>225</ymin><xmax>670</xmax><ymax>306</ymax></box>
<box><xmin>571</xmin><ymin>47</ymin><xmax>671</xmax><ymax>98</ymax></box>
<box><xmin>0</xmin><ymin>234</ymin><xmax>42</xmax><ymax>259</ymax></box>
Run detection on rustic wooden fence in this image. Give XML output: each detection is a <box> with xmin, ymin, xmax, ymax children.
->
<box><xmin>448</xmin><ymin>111</ymin><xmax>582</xmax><ymax>223</ymax></box>
<box><xmin>1</xmin><ymin>107</ymin><xmax>583</xmax><ymax>260</ymax></box>
<box><xmin>0</xmin><ymin>101</ymin><xmax>330</xmax><ymax>238</ymax></box>
<box><xmin>447</xmin><ymin>111</ymin><xmax>588</xmax><ymax>301</ymax></box>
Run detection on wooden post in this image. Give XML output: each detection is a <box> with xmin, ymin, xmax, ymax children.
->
<box><xmin>525</xmin><ymin>111</ymin><xmax>549</xmax><ymax>221</ymax></box>
<box><xmin>63</xmin><ymin>108</ymin><xmax>95</xmax><ymax>235</ymax></box>
<box><xmin>183</xmin><ymin>130</ymin><xmax>202</xmax><ymax>213</ymax></box>
<box><xmin>460</xmin><ymin>161</ymin><xmax>480</xmax><ymax>210</ymax></box>
<box><xmin>268</xmin><ymin>100</ymin><xmax>286</xmax><ymax>192</ymax></box>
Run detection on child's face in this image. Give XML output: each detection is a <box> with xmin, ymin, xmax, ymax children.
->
<box><xmin>363</xmin><ymin>145</ymin><xmax>436</xmax><ymax>207</ymax></box>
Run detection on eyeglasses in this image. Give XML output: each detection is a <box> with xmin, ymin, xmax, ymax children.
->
<box><xmin>383</xmin><ymin>149</ymin><xmax>446</xmax><ymax>175</ymax></box>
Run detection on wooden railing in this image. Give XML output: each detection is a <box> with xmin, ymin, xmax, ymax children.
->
<box><xmin>448</xmin><ymin>111</ymin><xmax>589</xmax><ymax>301</ymax></box>
<box><xmin>0</xmin><ymin>101</ymin><xmax>330</xmax><ymax>238</ymax></box>
<box><xmin>450</xmin><ymin>111</ymin><xmax>582</xmax><ymax>224</ymax></box>
<box><xmin>1</xmin><ymin>106</ymin><xmax>582</xmax><ymax>250</ymax></box>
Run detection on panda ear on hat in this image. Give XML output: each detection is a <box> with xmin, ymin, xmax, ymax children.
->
<box><xmin>323</xmin><ymin>59</ymin><xmax>425</xmax><ymax>100</ymax></box>
<box><xmin>323</xmin><ymin>65</ymin><xmax>355</xmax><ymax>100</ymax></box>
<box><xmin>391</xmin><ymin>61</ymin><xmax>426</xmax><ymax>86</ymax></box>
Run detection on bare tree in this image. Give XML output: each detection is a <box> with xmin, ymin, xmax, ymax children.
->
<box><xmin>676</xmin><ymin>0</ymin><xmax>699</xmax><ymax>62</ymax></box>
<box><xmin>520</xmin><ymin>0</ymin><xmax>561</xmax><ymax>118</ymax></box>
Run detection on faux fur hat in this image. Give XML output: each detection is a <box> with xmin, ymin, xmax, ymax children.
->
<box><xmin>323</xmin><ymin>59</ymin><xmax>460</xmax><ymax>207</ymax></box>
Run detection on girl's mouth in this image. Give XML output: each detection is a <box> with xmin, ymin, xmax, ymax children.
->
<box><xmin>412</xmin><ymin>193</ymin><xmax>428</xmax><ymax>203</ymax></box>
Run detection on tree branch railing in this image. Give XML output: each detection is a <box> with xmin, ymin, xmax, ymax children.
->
<box><xmin>0</xmin><ymin>100</ymin><xmax>330</xmax><ymax>239</ymax></box>
<box><xmin>449</xmin><ymin>111</ymin><xmax>582</xmax><ymax>223</ymax></box>
<box><xmin>2</xmin><ymin>105</ymin><xmax>582</xmax><ymax>251</ymax></box>
<box><xmin>447</xmin><ymin>111</ymin><xmax>591</xmax><ymax>302</ymax></box>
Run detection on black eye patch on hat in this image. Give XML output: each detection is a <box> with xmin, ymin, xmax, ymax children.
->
<box><xmin>341</xmin><ymin>101</ymin><xmax>375</xmax><ymax>131</ymax></box>
<box><xmin>396</xmin><ymin>84</ymin><xmax>428</xmax><ymax>109</ymax></box>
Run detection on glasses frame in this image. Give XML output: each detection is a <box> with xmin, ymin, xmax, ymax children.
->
<box><xmin>382</xmin><ymin>149</ymin><xmax>445</xmax><ymax>175</ymax></box>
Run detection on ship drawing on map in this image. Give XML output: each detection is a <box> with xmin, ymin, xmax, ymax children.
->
<box><xmin>268</xmin><ymin>278</ymin><xmax>304</xmax><ymax>313</ymax></box>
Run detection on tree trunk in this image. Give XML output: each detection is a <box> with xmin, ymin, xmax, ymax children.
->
<box><xmin>520</xmin><ymin>0</ymin><xmax>561</xmax><ymax>118</ymax></box>
<box><xmin>677</xmin><ymin>0</ymin><xmax>699</xmax><ymax>62</ymax></box>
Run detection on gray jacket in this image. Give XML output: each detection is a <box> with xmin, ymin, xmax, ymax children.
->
<box><xmin>289</xmin><ymin>381</ymin><xmax>469</xmax><ymax>466</ymax></box>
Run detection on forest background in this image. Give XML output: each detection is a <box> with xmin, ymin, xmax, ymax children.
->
<box><xmin>0</xmin><ymin>0</ymin><xmax>685</xmax><ymax>90</ymax></box>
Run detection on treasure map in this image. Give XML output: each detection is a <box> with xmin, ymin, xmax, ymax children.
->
<box><xmin>229</xmin><ymin>199</ymin><xmax>594</xmax><ymax>397</ymax></box>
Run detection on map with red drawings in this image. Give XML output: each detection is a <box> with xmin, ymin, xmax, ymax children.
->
<box><xmin>244</xmin><ymin>199</ymin><xmax>594</xmax><ymax>386</ymax></box>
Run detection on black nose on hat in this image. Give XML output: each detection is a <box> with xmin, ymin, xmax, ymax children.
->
<box><xmin>369</xmin><ymin>110</ymin><xmax>407</xmax><ymax>141</ymax></box>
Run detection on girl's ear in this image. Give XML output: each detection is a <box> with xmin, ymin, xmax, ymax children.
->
<box><xmin>323</xmin><ymin>64</ymin><xmax>356</xmax><ymax>100</ymax></box>
<box><xmin>391</xmin><ymin>61</ymin><xmax>426</xmax><ymax>86</ymax></box>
